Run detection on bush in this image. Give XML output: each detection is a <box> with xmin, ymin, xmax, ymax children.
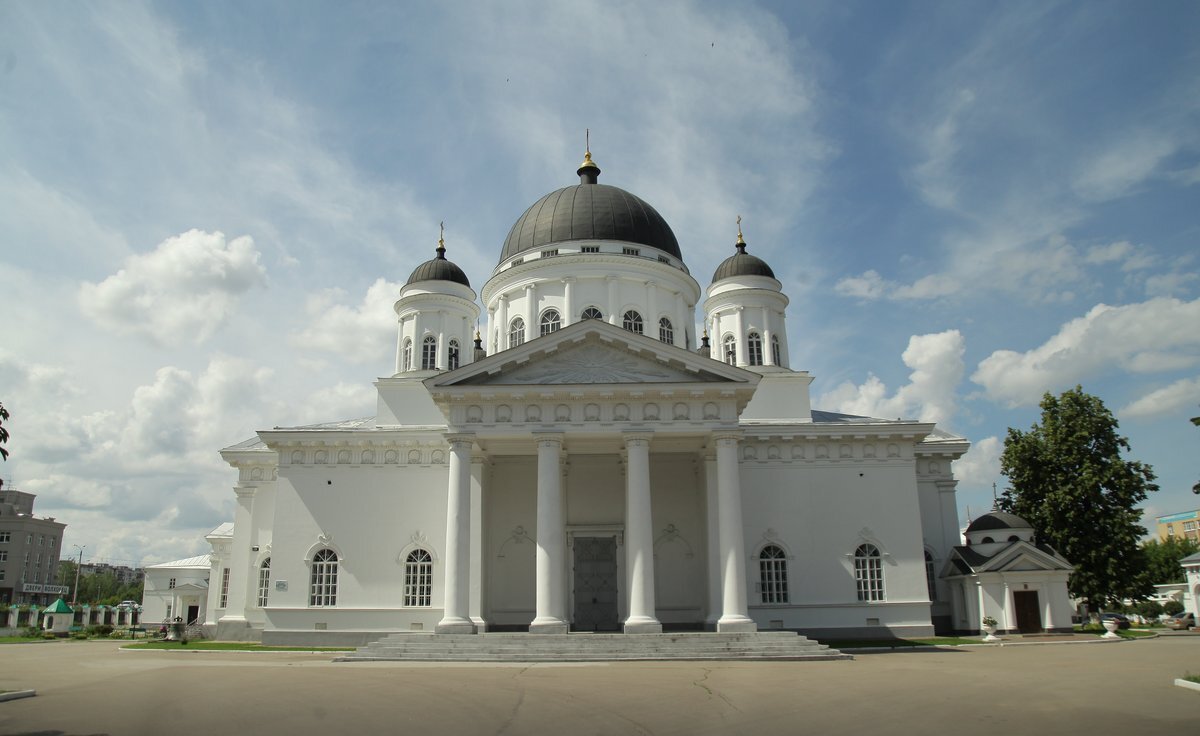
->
<box><xmin>108</xmin><ymin>630</ymin><xmax>127</xmax><ymax>639</ymax></box>
<box><xmin>1164</xmin><ymin>600</ymin><xmax>1184</xmax><ymax>616</ymax></box>
<box><xmin>23</xmin><ymin>625</ymin><xmax>42</xmax><ymax>637</ymax></box>
<box><xmin>1135</xmin><ymin>600</ymin><xmax>1163</xmax><ymax>619</ymax></box>
<box><xmin>87</xmin><ymin>624</ymin><xmax>114</xmax><ymax>637</ymax></box>
<box><xmin>42</xmin><ymin>632</ymin><xmax>57</xmax><ymax>640</ymax></box>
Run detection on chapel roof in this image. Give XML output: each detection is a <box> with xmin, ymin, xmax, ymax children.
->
<box><xmin>406</xmin><ymin>230</ymin><xmax>471</xmax><ymax>287</ymax></box>
<box><xmin>146</xmin><ymin>554</ymin><xmax>211</xmax><ymax>569</ymax></box>
<box><xmin>712</xmin><ymin>222</ymin><xmax>776</xmax><ymax>281</ymax></box>
<box><xmin>965</xmin><ymin>511</ymin><xmax>1032</xmax><ymax>533</ymax></box>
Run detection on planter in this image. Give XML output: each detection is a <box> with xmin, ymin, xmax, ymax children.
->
<box><xmin>981</xmin><ymin>623</ymin><xmax>1000</xmax><ymax>642</ymax></box>
<box><xmin>1102</xmin><ymin>619</ymin><xmax>1121</xmax><ymax>639</ymax></box>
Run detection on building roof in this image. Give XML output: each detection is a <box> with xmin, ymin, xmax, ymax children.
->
<box><xmin>406</xmin><ymin>240</ymin><xmax>471</xmax><ymax>288</ymax></box>
<box><xmin>712</xmin><ymin>241</ymin><xmax>776</xmax><ymax>281</ymax></box>
<box><xmin>45</xmin><ymin>598</ymin><xmax>73</xmax><ymax>613</ymax></box>
<box><xmin>500</xmin><ymin>159</ymin><xmax>682</xmax><ymax>262</ymax></box>
<box><xmin>206</xmin><ymin>522</ymin><xmax>234</xmax><ymax>539</ymax></box>
<box><xmin>965</xmin><ymin>511</ymin><xmax>1032</xmax><ymax>533</ymax></box>
<box><xmin>146</xmin><ymin>554</ymin><xmax>211</xmax><ymax>569</ymax></box>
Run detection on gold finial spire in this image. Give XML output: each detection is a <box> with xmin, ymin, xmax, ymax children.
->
<box><xmin>436</xmin><ymin>221</ymin><xmax>446</xmax><ymax>258</ymax></box>
<box><xmin>579</xmin><ymin>128</ymin><xmax>598</xmax><ymax>170</ymax></box>
<box><xmin>736</xmin><ymin>215</ymin><xmax>745</xmax><ymax>245</ymax></box>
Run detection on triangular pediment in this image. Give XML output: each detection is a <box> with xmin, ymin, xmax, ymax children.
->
<box><xmin>427</xmin><ymin>320</ymin><xmax>758</xmax><ymax>388</ymax></box>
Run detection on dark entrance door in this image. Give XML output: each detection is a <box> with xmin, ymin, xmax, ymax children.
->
<box><xmin>187</xmin><ymin>604</ymin><xmax>200</xmax><ymax>623</ymax></box>
<box><xmin>572</xmin><ymin>537</ymin><xmax>619</xmax><ymax>631</ymax></box>
<box><xmin>1013</xmin><ymin>591</ymin><xmax>1042</xmax><ymax>633</ymax></box>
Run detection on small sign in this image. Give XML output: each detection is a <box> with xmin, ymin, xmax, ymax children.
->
<box><xmin>275</xmin><ymin>580</ymin><xmax>288</xmax><ymax>591</ymax></box>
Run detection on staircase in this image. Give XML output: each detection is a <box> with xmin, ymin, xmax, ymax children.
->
<box><xmin>336</xmin><ymin>631</ymin><xmax>851</xmax><ymax>662</ymax></box>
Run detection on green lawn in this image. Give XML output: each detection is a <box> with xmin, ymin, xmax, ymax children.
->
<box><xmin>124</xmin><ymin>641</ymin><xmax>353</xmax><ymax>652</ymax></box>
<box><xmin>0</xmin><ymin>636</ymin><xmax>55</xmax><ymax>644</ymax></box>
<box><xmin>822</xmin><ymin>636</ymin><xmax>982</xmax><ymax>649</ymax></box>
<box><xmin>1184</xmin><ymin>673</ymin><xmax>1200</xmax><ymax>684</ymax></box>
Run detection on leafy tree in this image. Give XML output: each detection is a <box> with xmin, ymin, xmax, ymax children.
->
<box><xmin>999</xmin><ymin>386</ymin><xmax>1158</xmax><ymax>611</ymax></box>
<box><xmin>1139</xmin><ymin>537</ymin><xmax>1199</xmax><ymax>585</ymax></box>
<box><xmin>1134</xmin><ymin>599</ymin><xmax>1163</xmax><ymax>620</ymax></box>
<box><xmin>1163</xmin><ymin>599</ymin><xmax>1184</xmax><ymax>616</ymax></box>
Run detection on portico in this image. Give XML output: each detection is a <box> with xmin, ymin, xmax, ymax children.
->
<box><xmin>424</xmin><ymin>319</ymin><xmax>761</xmax><ymax>634</ymax></box>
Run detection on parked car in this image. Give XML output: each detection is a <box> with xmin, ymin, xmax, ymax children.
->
<box><xmin>1164</xmin><ymin>612</ymin><xmax>1195</xmax><ymax>630</ymax></box>
<box><xmin>1100</xmin><ymin>613</ymin><xmax>1131</xmax><ymax>629</ymax></box>
<box><xmin>117</xmin><ymin>600</ymin><xmax>139</xmax><ymax>609</ymax></box>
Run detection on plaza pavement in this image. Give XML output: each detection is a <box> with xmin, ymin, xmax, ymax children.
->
<box><xmin>0</xmin><ymin>636</ymin><xmax>1197</xmax><ymax>735</ymax></box>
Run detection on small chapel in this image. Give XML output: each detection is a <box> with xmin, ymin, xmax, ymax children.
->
<box><xmin>204</xmin><ymin>149</ymin><xmax>976</xmax><ymax>646</ymax></box>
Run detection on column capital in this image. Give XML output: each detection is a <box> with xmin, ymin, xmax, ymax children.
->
<box><xmin>711</xmin><ymin>429</ymin><xmax>743</xmax><ymax>445</ymax></box>
<box><xmin>234</xmin><ymin>485</ymin><xmax>257</xmax><ymax>499</ymax></box>
<box><xmin>444</xmin><ymin>432</ymin><xmax>476</xmax><ymax>448</ymax></box>
<box><xmin>561</xmin><ymin>276</ymin><xmax>576</xmax><ymax>284</ymax></box>
<box><xmin>532</xmin><ymin>432</ymin><xmax>564</xmax><ymax>449</ymax></box>
<box><xmin>622</xmin><ymin>431</ymin><xmax>653</xmax><ymax>448</ymax></box>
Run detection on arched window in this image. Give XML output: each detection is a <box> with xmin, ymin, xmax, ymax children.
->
<box><xmin>658</xmin><ymin>317</ymin><xmax>673</xmax><ymax>344</ymax></box>
<box><xmin>981</xmin><ymin>536</ymin><xmax>994</xmax><ymax>544</ymax></box>
<box><xmin>402</xmin><ymin>339</ymin><xmax>412</xmax><ymax>372</ymax></box>
<box><xmin>924</xmin><ymin>550</ymin><xmax>936</xmax><ymax>602</ymax></box>
<box><xmin>404</xmin><ymin>549</ymin><xmax>433</xmax><ymax>607</ymax></box>
<box><xmin>722</xmin><ymin>334</ymin><xmax>737</xmax><ymax>365</ymax></box>
<box><xmin>771</xmin><ymin>335</ymin><xmax>781</xmax><ymax>366</ymax></box>
<box><xmin>540</xmin><ymin>309</ymin><xmax>561</xmax><ymax>336</ymax></box>
<box><xmin>854</xmin><ymin>543</ymin><xmax>884</xmax><ymax>602</ymax></box>
<box><xmin>509</xmin><ymin>317</ymin><xmax>525</xmax><ymax>348</ymax></box>
<box><xmin>448</xmin><ymin>339</ymin><xmax>460</xmax><ymax>370</ymax></box>
<box><xmin>257</xmin><ymin>558</ymin><xmax>271</xmax><ymax>608</ymax></box>
<box><xmin>622</xmin><ymin>310</ymin><xmax>643</xmax><ymax>334</ymax></box>
<box><xmin>1007</xmin><ymin>535</ymin><xmax>1019</xmax><ymax>542</ymax></box>
<box><xmin>759</xmin><ymin>545</ymin><xmax>789</xmax><ymax>604</ymax></box>
<box><xmin>421</xmin><ymin>335</ymin><xmax>437</xmax><ymax>370</ymax></box>
<box><xmin>747</xmin><ymin>332</ymin><xmax>763</xmax><ymax>366</ymax></box>
<box><xmin>309</xmin><ymin>549</ymin><xmax>338</xmax><ymax>607</ymax></box>
<box><xmin>581</xmin><ymin>306</ymin><xmax>603</xmax><ymax>320</ymax></box>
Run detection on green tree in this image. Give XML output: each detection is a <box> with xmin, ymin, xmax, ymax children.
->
<box><xmin>1139</xmin><ymin>537</ymin><xmax>1200</xmax><ymax>585</ymax></box>
<box><xmin>999</xmin><ymin>386</ymin><xmax>1158</xmax><ymax>611</ymax></box>
<box><xmin>1164</xmin><ymin>599</ymin><xmax>1184</xmax><ymax>616</ymax></box>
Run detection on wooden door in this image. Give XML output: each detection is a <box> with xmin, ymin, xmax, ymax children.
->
<box><xmin>1013</xmin><ymin>591</ymin><xmax>1042</xmax><ymax>633</ymax></box>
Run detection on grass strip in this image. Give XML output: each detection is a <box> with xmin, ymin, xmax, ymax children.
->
<box><xmin>124</xmin><ymin>641</ymin><xmax>353</xmax><ymax>652</ymax></box>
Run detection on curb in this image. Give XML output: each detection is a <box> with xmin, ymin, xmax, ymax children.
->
<box><xmin>1174</xmin><ymin>678</ymin><xmax>1200</xmax><ymax>693</ymax></box>
<box><xmin>0</xmin><ymin>690</ymin><xmax>36</xmax><ymax>703</ymax></box>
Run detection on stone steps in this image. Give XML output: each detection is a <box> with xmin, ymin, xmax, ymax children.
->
<box><xmin>336</xmin><ymin>632</ymin><xmax>852</xmax><ymax>662</ymax></box>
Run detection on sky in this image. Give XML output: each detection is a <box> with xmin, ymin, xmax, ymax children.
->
<box><xmin>1</xmin><ymin>0</ymin><xmax>1198</xmax><ymax>568</ymax></box>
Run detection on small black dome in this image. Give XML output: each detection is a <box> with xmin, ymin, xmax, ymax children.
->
<box><xmin>966</xmin><ymin>511</ymin><xmax>1032</xmax><ymax>533</ymax></box>
<box><xmin>407</xmin><ymin>239</ymin><xmax>471</xmax><ymax>288</ymax></box>
<box><xmin>712</xmin><ymin>241</ymin><xmax>775</xmax><ymax>281</ymax></box>
<box><xmin>500</xmin><ymin>158</ymin><xmax>682</xmax><ymax>263</ymax></box>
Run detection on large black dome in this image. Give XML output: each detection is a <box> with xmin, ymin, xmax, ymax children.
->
<box><xmin>500</xmin><ymin>158</ymin><xmax>681</xmax><ymax>263</ymax></box>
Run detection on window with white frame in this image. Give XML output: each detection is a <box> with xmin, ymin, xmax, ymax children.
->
<box><xmin>924</xmin><ymin>550</ymin><xmax>937</xmax><ymax>601</ymax></box>
<box><xmin>257</xmin><ymin>558</ymin><xmax>271</xmax><ymax>608</ymax></box>
<box><xmin>622</xmin><ymin>246</ymin><xmax>640</xmax><ymax>256</ymax></box>
<box><xmin>540</xmin><ymin>309</ymin><xmax>561</xmax><ymax>336</ymax></box>
<box><xmin>402</xmin><ymin>339</ymin><xmax>412</xmax><ymax>371</ymax></box>
<box><xmin>771</xmin><ymin>335</ymin><xmax>781</xmax><ymax>366</ymax></box>
<box><xmin>581</xmin><ymin>245</ymin><xmax>600</xmax><ymax>253</ymax></box>
<box><xmin>581</xmin><ymin>306</ymin><xmax>603</xmax><ymax>320</ymax></box>
<box><xmin>0</xmin><ymin>532</ymin><xmax>8</xmax><ymax>543</ymax></box>
<box><xmin>0</xmin><ymin>551</ymin><xmax>6</xmax><ymax>561</ymax></box>
<box><xmin>309</xmin><ymin>549</ymin><xmax>338</xmax><ymax>607</ymax></box>
<box><xmin>747</xmin><ymin>332</ymin><xmax>763</xmax><ymax>366</ymax></box>
<box><xmin>658</xmin><ymin>317</ymin><xmax>673</xmax><ymax>344</ymax></box>
<box><xmin>219</xmin><ymin>567</ymin><xmax>230</xmax><ymax>608</ymax></box>
<box><xmin>622</xmin><ymin>310</ymin><xmax>643</xmax><ymax>334</ymax></box>
<box><xmin>168</xmin><ymin>577</ymin><xmax>176</xmax><ymax>590</ymax></box>
<box><xmin>404</xmin><ymin>549</ymin><xmax>433</xmax><ymax>607</ymax></box>
<box><xmin>448</xmin><ymin>339</ymin><xmax>460</xmax><ymax>370</ymax></box>
<box><xmin>722</xmin><ymin>334</ymin><xmax>737</xmax><ymax>365</ymax></box>
<box><xmin>421</xmin><ymin>335</ymin><xmax>437</xmax><ymax>370</ymax></box>
<box><xmin>759</xmin><ymin>545</ymin><xmax>789</xmax><ymax>604</ymax></box>
<box><xmin>509</xmin><ymin>317</ymin><xmax>526</xmax><ymax>348</ymax></box>
<box><xmin>855</xmin><ymin>543</ymin><xmax>884</xmax><ymax>601</ymax></box>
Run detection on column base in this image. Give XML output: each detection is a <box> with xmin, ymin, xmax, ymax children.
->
<box><xmin>623</xmin><ymin>618</ymin><xmax>663</xmax><ymax>634</ymax></box>
<box><xmin>435</xmin><ymin>617</ymin><xmax>477</xmax><ymax>634</ymax></box>
<box><xmin>717</xmin><ymin>616</ymin><xmax>758</xmax><ymax>633</ymax></box>
<box><xmin>528</xmin><ymin>617</ymin><xmax>569</xmax><ymax>634</ymax></box>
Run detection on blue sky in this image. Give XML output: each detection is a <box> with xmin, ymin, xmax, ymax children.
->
<box><xmin>1</xmin><ymin>0</ymin><xmax>1197</xmax><ymax>566</ymax></box>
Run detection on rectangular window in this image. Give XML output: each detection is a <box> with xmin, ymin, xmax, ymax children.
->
<box><xmin>35</xmin><ymin>553</ymin><xmax>40</xmax><ymax>565</ymax></box>
<box><xmin>166</xmin><ymin>604</ymin><xmax>171</xmax><ymax>619</ymax></box>
<box><xmin>0</xmin><ymin>570</ymin><xmax>4</xmax><ymax>581</ymax></box>
<box><xmin>622</xmin><ymin>247</ymin><xmax>640</xmax><ymax>256</ymax></box>
<box><xmin>581</xmin><ymin>245</ymin><xmax>600</xmax><ymax>253</ymax></box>
<box><xmin>541</xmin><ymin>249</ymin><xmax>558</xmax><ymax>257</ymax></box>
<box><xmin>511</xmin><ymin>257</ymin><xmax>524</xmax><ymax>266</ymax></box>
<box><xmin>38</xmin><ymin>535</ymin><xmax>44</xmax><ymax>546</ymax></box>
<box><xmin>1184</xmin><ymin>521</ymin><xmax>1196</xmax><ymax>532</ymax></box>
<box><xmin>219</xmin><ymin>568</ymin><xmax>230</xmax><ymax>608</ymax></box>
<box><xmin>26</xmin><ymin>534</ymin><xmax>32</xmax><ymax>544</ymax></box>
<box><xmin>658</xmin><ymin>255</ymin><xmax>670</xmax><ymax>264</ymax></box>
<box><xmin>0</xmin><ymin>550</ymin><xmax>6</xmax><ymax>561</ymax></box>
<box><xmin>0</xmin><ymin>532</ymin><xmax>9</xmax><ymax>543</ymax></box>
<box><xmin>168</xmin><ymin>577</ymin><xmax>176</xmax><ymax>589</ymax></box>
<box><xmin>50</xmin><ymin>536</ymin><xmax>55</xmax><ymax>547</ymax></box>
<box><xmin>1168</xmin><ymin>524</ymin><xmax>1175</xmax><ymax>536</ymax></box>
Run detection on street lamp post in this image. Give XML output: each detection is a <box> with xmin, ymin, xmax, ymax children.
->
<box><xmin>71</xmin><ymin>545</ymin><xmax>86</xmax><ymax>606</ymax></box>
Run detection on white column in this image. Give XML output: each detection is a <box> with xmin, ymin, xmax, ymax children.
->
<box><xmin>607</xmin><ymin>276</ymin><xmax>619</xmax><ymax>326</ymax></box>
<box><xmin>645</xmin><ymin>281</ymin><xmax>658</xmax><ymax>339</ymax></box>
<box><xmin>674</xmin><ymin>292</ymin><xmax>687</xmax><ymax>348</ymax></box>
<box><xmin>437</xmin><ymin>433</ymin><xmax>476</xmax><ymax>633</ymax></box>
<box><xmin>761</xmin><ymin>306</ymin><xmax>775</xmax><ymax>366</ymax></box>
<box><xmin>563</xmin><ymin>277</ymin><xmax>575</xmax><ymax>328</ymax></box>
<box><xmin>436</xmin><ymin>311</ymin><xmax>447</xmax><ymax>370</ymax></box>
<box><xmin>531</xmin><ymin>433</ymin><xmax>568</xmax><ymax>633</ymax></box>
<box><xmin>623</xmin><ymin>433</ymin><xmax>661</xmax><ymax>633</ymax></box>
<box><xmin>394</xmin><ymin>315</ymin><xmax>405</xmax><ymax>374</ymax></box>
<box><xmin>703</xmin><ymin>450</ymin><xmax>721</xmax><ymax>628</ymax></box>
<box><xmin>714</xmin><ymin>431</ymin><xmax>756</xmax><ymax>632</ymax></box>
<box><xmin>777</xmin><ymin>318</ymin><xmax>791</xmax><ymax>369</ymax></box>
<box><xmin>734</xmin><ymin>307</ymin><xmax>746</xmax><ymax>366</ymax></box>
<box><xmin>525</xmin><ymin>284</ymin><xmax>537</xmax><ymax>338</ymax></box>
<box><xmin>485</xmin><ymin>308</ymin><xmax>496</xmax><ymax>355</ymax></box>
<box><xmin>469</xmin><ymin>454</ymin><xmax>487</xmax><ymax>630</ymax></box>
<box><xmin>497</xmin><ymin>296</ymin><xmax>508</xmax><ymax>351</ymax></box>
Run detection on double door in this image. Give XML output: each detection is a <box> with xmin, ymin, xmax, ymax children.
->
<box><xmin>572</xmin><ymin>536</ymin><xmax>619</xmax><ymax>631</ymax></box>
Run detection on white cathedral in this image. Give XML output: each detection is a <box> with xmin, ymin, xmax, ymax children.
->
<box><xmin>205</xmin><ymin>150</ymin><xmax>980</xmax><ymax>646</ymax></box>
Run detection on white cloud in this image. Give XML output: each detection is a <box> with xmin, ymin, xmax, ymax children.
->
<box><xmin>952</xmin><ymin>435</ymin><xmax>1002</xmax><ymax>489</ymax></box>
<box><xmin>79</xmin><ymin>230</ymin><xmax>265</xmax><ymax>346</ymax></box>
<box><xmin>1073</xmin><ymin>135</ymin><xmax>1178</xmax><ymax>202</ymax></box>
<box><xmin>972</xmin><ymin>297</ymin><xmax>1200</xmax><ymax>406</ymax></box>
<box><xmin>819</xmin><ymin>330</ymin><xmax>965</xmax><ymax>424</ymax></box>
<box><xmin>1119</xmin><ymin>377</ymin><xmax>1200</xmax><ymax>419</ymax></box>
<box><xmin>912</xmin><ymin>88</ymin><xmax>976</xmax><ymax>210</ymax></box>
<box><xmin>1145</xmin><ymin>271</ymin><xmax>1198</xmax><ymax>298</ymax></box>
<box><xmin>1085</xmin><ymin>241</ymin><xmax>1133</xmax><ymax>265</ymax></box>
<box><xmin>833</xmin><ymin>270</ymin><xmax>888</xmax><ymax>299</ymax></box>
<box><xmin>291</xmin><ymin>278</ymin><xmax>402</xmax><ymax>364</ymax></box>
